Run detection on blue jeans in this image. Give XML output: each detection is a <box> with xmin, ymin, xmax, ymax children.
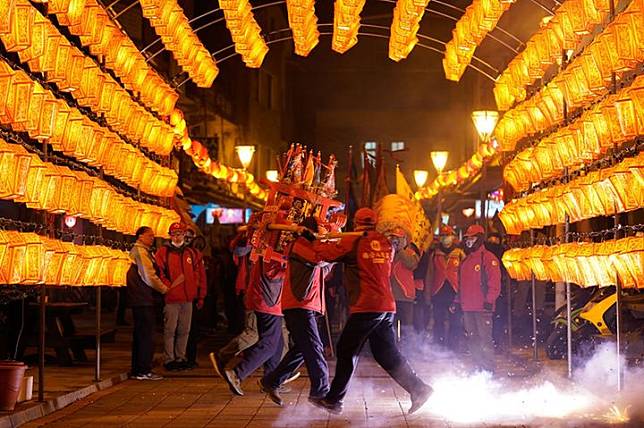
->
<box><xmin>263</xmin><ymin>309</ymin><xmax>329</xmax><ymax>398</ymax></box>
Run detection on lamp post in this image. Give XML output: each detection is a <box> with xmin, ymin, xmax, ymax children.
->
<box><xmin>430</xmin><ymin>151</ymin><xmax>448</xmax><ymax>231</ymax></box>
<box><xmin>236</xmin><ymin>145</ymin><xmax>255</xmax><ymax>223</ymax></box>
<box><xmin>471</xmin><ymin>110</ymin><xmax>499</xmax><ymax>143</ymax></box>
<box><xmin>413</xmin><ymin>169</ymin><xmax>428</xmax><ymax>189</ymax></box>
<box><xmin>266</xmin><ymin>169</ymin><xmax>279</xmax><ymax>183</ymax></box>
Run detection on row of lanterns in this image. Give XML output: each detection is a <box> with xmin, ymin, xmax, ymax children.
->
<box><xmin>1</xmin><ymin>0</ymin><xmax>176</xmax><ymax>156</ymax></box>
<box><xmin>389</xmin><ymin>0</ymin><xmax>429</xmax><ymax>62</ymax></box>
<box><xmin>139</xmin><ymin>0</ymin><xmax>218</xmax><ymax>88</ymax></box>
<box><xmin>0</xmin><ymin>230</ymin><xmax>130</xmax><ymax>286</ymax></box>
<box><xmin>443</xmin><ymin>0</ymin><xmax>514</xmax><ymax>82</ymax></box>
<box><xmin>286</xmin><ymin>0</ymin><xmax>320</xmax><ymax>57</ymax></box>
<box><xmin>220</xmin><ymin>0</ymin><xmax>269</xmax><ymax>68</ymax></box>
<box><xmin>504</xmin><ymin>74</ymin><xmax>644</xmax><ymax>192</ymax></box>
<box><xmin>499</xmin><ymin>151</ymin><xmax>644</xmax><ymax>234</ymax></box>
<box><xmin>496</xmin><ymin>0</ymin><xmax>644</xmax><ymax>152</ymax></box>
<box><xmin>0</xmin><ymin>59</ymin><xmax>178</xmax><ymax>197</ymax></box>
<box><xmin>494</xmin><ymin>0</ymin><xmax>611</xmax><ymax>110</ymax></box>
<box><xmin>415</xmin><ymin>139</ymin><xmax>499</xmax><ymax>199</ymax></box>
<box><xmin>0</xmin><ymin>138</ymin><xmax>180</xmax><ymax>236</ymax></box>
<box><xmin>332</xmin><ymin>0</ymin><xmax>366</xmax><ymax>54</ymax></box>
<box><xmin>35</xmin><ymin>0</ymin><xmax>179</xmax><ymax>116</ymax></box>
<box><xmin>502</xmin><ymin>236</ymin><xmax>644</xmax><ymax>289</ymax></box>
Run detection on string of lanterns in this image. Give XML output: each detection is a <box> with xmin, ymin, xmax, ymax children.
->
<box><xmin>286</xmin><ymin>0</ymin><xmax>320</xmax><ymax>57</ymax></box>
<box><xmin>499</xmin><ymin>150</ymin><xmax>643</xmax><ymax>234</ymax></box>
<box><xmin>37</xmin><ymin>0</ymin><xmax>179</xmax><ymax>116</ymax></box>
<box><xmin>0</xmin><ymin>58</ymin><xmax>178</xmax><ymax>197</ymax></box>
<box><xmin>139</xmin><ymin>0</ymin><xmax>218</xmax><ymax>88</ymax></box>
<box><xmin>504</xmin><ymin>74</ymin><xmax>644</xmax><ymax>192</ymax></box>
<box><xmin>443</xmin><ymin>0</ymin><xmax>514</xmax><ymax>82</ymax></box>
<box><xmin>388</xmin><ymin>0</ymin><xmax>430</xmax><ymax>62</ymax></box>
<box><xmin>171</xmin><ymin>109</ymin><xmax>267</xmax><ymax>201</ymax></box>
<box><xmin>494</xmin><ymin>0</ymin><xmax>611</xmax><ymax>111</ymax></box>
<box><xmin>332</xmin><ymin>0</ymin><xmax>366</xmax><ymax>54</ymax></box>
<box><xmin>415</xmin><ymin>139</ymin><xmax>500</xmax><ymax>199</ymax></box>
<box><xmin>219</xmin><ymin>0</ymin><xmax>269</xmax><ymax>68</ymax></box>
<box><xmin>495</xmin><ymin>0</ymin><xmax>644</xmax><ymax>152</ymax></box>
<box><xmin>1</xmin><ymin>0</ymin><xmax>177</xmax><ymax>156</ymax></box>
<box><xmin>0</xmin><ymin>229</ymin><xmax>130</xmax><ymax>286</ymax></box>
<box><xmin>502</xmin><ymin>235</ymin><xmax>644</xmax><ymax>288</ymax></box>
<box><xmin>0</xmin><ymin>138</ymin><xmax>180</xmax><ymax>237</ymax></box>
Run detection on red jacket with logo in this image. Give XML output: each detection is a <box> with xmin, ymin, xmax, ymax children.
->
<box><xmin>245</xmin><ymin>258</ymin><xmax>285</xmax><ymax>316</ymax></box>
<box><xmin>155</xmin><ymin>244</ymin><xmax>206</xmax><ymax>304</ymax></box>
<box><xmin>281</xmin><ymin>237</ymin><xmax>332</xmax><ymax>314</ymax></box>
<box><xmin>312</xmin><ymin>230</ymin><xmax>395</xmax><ymax>314</ymax></box>
<box><xmin>429</xmin><ymin>246</ymin><xmax>464</xmax><ymax>296</ymax></box>
<box><xmin>457</xmin><ymin>245</ymin><xmax>501</xmax><ymax>312</ymax></box>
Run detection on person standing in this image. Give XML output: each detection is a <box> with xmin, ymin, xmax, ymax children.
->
<box><xmin>427</xmin><ymin>225</ymin><xmax>464</xmax><ymax>350</ymax></box>
<box><xmin>155</xmin><ymin>223</ymin><xmax>206</xmax><ymax>371</ymax></box>
<box><xmin>260</xmin><ymin>217</ymin><xmax>332</xmax><ymax>406</ymax></box>
<box><xmin>390</xmin><ymin>236</ymin><xmax>420</xmax><ymax>341</ymax></box>
<box><xmin>186</xmin><ymin>233</ymin><xmax>209</xmax><ymax>368</ymax></box>
<box><xmin>309</xmin><ymin>208</ymin><xmax>433</xmax><ymax>415</ymax></box>
<box><xmin>127</xmin><ymin>226</ymin><xmax>168</xmax><ymax>380</ymax></box>
<box><xmin>455</xmin><ymin>224</ymin><xmax>501</xmax><ymax>373</ymax></box>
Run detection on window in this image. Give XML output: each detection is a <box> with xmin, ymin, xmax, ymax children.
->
<box><xmin>391</xmin><ymin>141</ymin><xmax>405</xmax><ymax>152</ymax></box>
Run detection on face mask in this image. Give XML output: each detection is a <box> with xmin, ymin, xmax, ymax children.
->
<box><xmin>440</xmin><ymin>236</ymin><xmax>454</xmax><ymax>247</ymax></box>
<box><xmin>171</xmin><ymin>237</ymin><xmax>184</xmax><ymax>247</ymax></box>
<box><xmin>465</xmin><ymin>237</ymin><xmax>478</xmax><ymax>248</ymax></box>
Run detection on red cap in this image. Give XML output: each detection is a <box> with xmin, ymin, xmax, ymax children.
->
<box><xmin>169</xmin><ymin>222</ymin><xmax>186</xmax><ymax>234</ymax></box>
<box><xmin>464</xmin><ymin>224</ymin><xmax>485</xmax><ymax>237</ymax></box>
<box><xmin>354</xmin><ymin>208</ymin><xmax>377</xmax><ymax>226</ymax></box>
<box><xmin>439</xmin><ymin>224</ymin><xmax>455</xmax><ymax>236</ymax></box>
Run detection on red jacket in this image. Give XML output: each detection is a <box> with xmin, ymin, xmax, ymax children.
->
<box><xmin>281</xmin><ymin>237</ymin><xmax>332</xmax><ymax>314</ymax></box>
<box><xmin>245</xmin><ymin>258</ymin><xmax>285</xmax><ymax>316</ymax></box>
<box><xmin>230</xmin><ymin>232</ymin><xmax>252</xmax><ymax>296</ymax></box>
<box><xmin>457</xmin><ymin>245</ymin><xmax>501</xmax><ymax>312</ymax></box>
<box><xmin>429</xmin><ymin>246</ymin><xmax>464</xmax><ymax>296</ymax></box>
<box><xmin>155</xmin><ymin>244</ymin><xmax>206</xmax><ymax>304</ymax></box>
<box><xmin>312</xmin><ymin>230</ymin><xmax>395</xmax><ymax>314</ymax></box>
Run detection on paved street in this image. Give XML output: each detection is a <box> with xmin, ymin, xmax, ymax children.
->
<box><xmin>20</xmin><ymin>337</ymin><xmax>642</xmax><ymax>428</ymax></box>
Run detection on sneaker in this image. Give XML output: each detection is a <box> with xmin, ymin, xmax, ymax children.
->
<box><xmin>257</xmin><ymin>379</ymin><xmax>283</xmax><ymax>406</ymax></box>
<box><xmin>308</xmin><ymin>397</ymin><xmax>343</xmax><ymax>414</ymax></box>
<box><xmin>283</xmin><ymin>371</ymin><xmax>301</xmax><ymax>384</ymax></box>
<box><xmin>223</xmin><ymin>368</ymin><xmax>244</xmax><ymax>396</ymax></box>
<box><xmin>408</xmin><ymin>383</ymin><xmax>433</xmax><ymax>414</ymax></box>
<box><xmin>164</xmin><ymin>361</ymin><xmax>181</xmax><ymax>371</ymax></box>
<box><xmin>209</xmin><ymin>352</ymin><xmax>225</xmax><ymax>378</ymax></box>
<box><xmin>175</xmin><ymin>360</ymin><xmax>190</xmax><ymax>371</ymax></box>
<box><xmin>132</xmin><ymin>372</ymin><xmax>164</xmax><ymax>381</ymax></box>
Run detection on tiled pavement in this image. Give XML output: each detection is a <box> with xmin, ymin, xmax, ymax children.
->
<box><xmin>2</xmin><ymin>312</ymin><xmax>640</xmax><ymax>428</ymax></box>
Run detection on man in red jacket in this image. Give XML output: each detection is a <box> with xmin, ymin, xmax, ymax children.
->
<box><xmin>427</xmin><ymin>224</ymin><xmax>464</xmax><ymax>350</ymax></box>
<box><xmin>455</xmin><ymin>224</ymin><xmax>501</xmax><ymax>373</ymax></box>
<box><xmin>309</xmin><ymin>208</ymin><xmax>433</xmax><ymax>415</ymax></box>
<box><xmin>156</xmin><ymin>222</ymin><xmax>206</xmax><ymax>371</ymax></box>
<box><xmin>222</xmin><ymin>254</ymin><xmax>286</xmax><ymax>396</ymax></box>
<box><xmin>259</xmin><ymin>216</ymin><xmax>332</xmax><ymax>406</ymax></box>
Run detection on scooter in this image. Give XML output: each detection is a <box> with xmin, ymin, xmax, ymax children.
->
<box><xmin>546</xmin><ymin>285</ymin><xmax>644</xmax><ymax>360</ymax></box>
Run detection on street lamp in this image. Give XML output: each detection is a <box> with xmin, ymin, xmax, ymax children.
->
<box><xmin>413</xmin><ymin>169</ymin><xmax>428</xmax><ymax>188</ymax></box>
<box><xmin>266</xmin><ymin>169</ymin><xmax>279</xmax><ymax>182</ymax></box>
<box><xmin>430</xmin><ymin>151</ymin><xmax>449</xmax><ymax>234</ymax></box>
<box><xmin>471</xmin><ymin>110</ymin><xmax>499</xmax><ymax>142</ymax></box>
<box><xmin>235</xmin><ymin>145</ymin><xmax>256</xmax><ymax>169</ymax></box>
<box><xmin>235</xmin><ymin>145</ymin><xmax>255</xmax><ymax>223</ymax></box>
<box><xmin>430</xmin><ymin>151</ymin><xmax>449</xmax><ymax>174</ymax></box>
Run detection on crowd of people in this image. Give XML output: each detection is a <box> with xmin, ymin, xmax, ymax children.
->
<box><xmin>125</xmin><ymin>209</ymin><xmax>506</xmax><ymax>415</ymax></box>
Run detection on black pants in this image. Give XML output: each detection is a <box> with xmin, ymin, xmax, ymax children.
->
<box><xmin>263</xmin><ymin>309</ymin><xmax>329</xmax><ymax>398</ymax></box>
<box><xmin>413</xmin><ymin>290</ymin><xmax>430</xmax><ymax>334</ymax></box>
<box><xmin>131</xmin><ymin>306</ymin><xmax>155</xmax><ymax>375</ymax></box>
<box><xmin>234</xmin><ymin>311</ymin><xmax>284</xmax><ymax>380</ymax></box>
<box><xmin>432</xmin><ymin>285</ymin><xmax>463</xmax><ymax>350</ymax></box>
<box><xmin>326</xmin><ymin>312</ymin><xmax>424</xmax><ymax>404</ymax></box>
